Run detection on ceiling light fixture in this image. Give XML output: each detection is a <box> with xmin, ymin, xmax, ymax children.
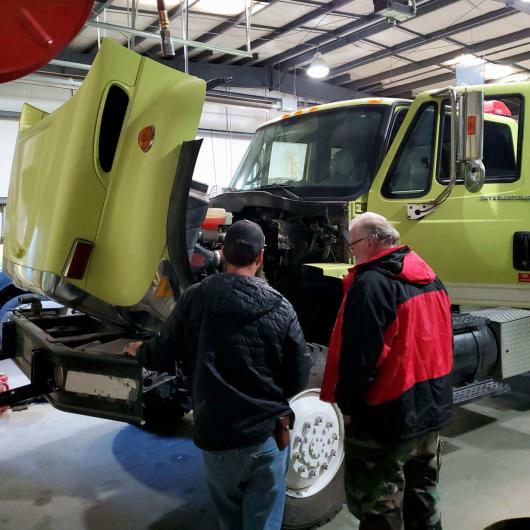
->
<box><xmin>307</xmin><ymin>52</ymin><xmax>329</xmax><ymax>79</ymax></box>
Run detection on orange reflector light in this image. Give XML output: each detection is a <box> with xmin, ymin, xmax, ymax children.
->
<box><xmin>366</xmin><ymin>99</ymin><xmax>384</xmax><ymax>104</ymax></box>
<box><xmin>281</xmin><ymin>113</ymin><xmax>290</xmax><ymax>119</ymax></box>
<box><xmin>467</xmin><ymin>115</ymin><xmax>476</xmax><ymax>136</ymax></box>
<box><xmin>309</xmin><ymin>106</ymin><xmax>318</xmax><ymax>112</ymax></box>
<box><xmin>294</xmin><ymin>110</ymin><xmax>304</xmax><ymax>116</ymax></box>
<box><xmin>138</xmin><ymin>125</ymin><xmax>155</xmax><ymax>152</ymax></box>
<box><xmin>64</xmin><ymin>239</ymin><xmax>94</xmax><ymax>280</ymax></box>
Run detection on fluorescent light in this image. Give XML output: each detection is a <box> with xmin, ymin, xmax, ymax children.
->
<box><xmin>443</xmin><ymin>54</ymin><xmax>484</xmax><ymax>67</ymax></box>
<box><xmin>307</xmin><ymin>52</ymin><xmax>329</xmax><ymax>79</ymax></box>
<box><xmin>484</xmin><ymin>63</ymin><xmax>517</xmax><ymax>81</ymax></box>
<box><xmin>193</xmin><ymin>0</ymin><xmax>266</xmax><ymax>16</ymax></box>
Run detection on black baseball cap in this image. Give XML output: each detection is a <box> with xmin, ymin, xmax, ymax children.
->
<box><xmin>223</xmin><ymin>220</ymin><xmax>265</xmax><ymax>253</ymax></box>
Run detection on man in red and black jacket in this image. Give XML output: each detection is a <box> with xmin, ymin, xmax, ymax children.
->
<box><xmin>321</xmin><ymin>212</ymin><xmax>453</xmax><ymax>530</ymax></box>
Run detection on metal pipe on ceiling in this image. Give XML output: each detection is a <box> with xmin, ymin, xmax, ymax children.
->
<box><xmin>11</xmin><ymin>74</ymin><xmax>83</xmax><ymax>90</ymax></box>
<box><xmin>49</xmin><ymin>59</ymin><xmax>92</xmax><ymax>71</ymax></box>
<box><xmin>84</xmin><ymin>19</ymin><xmax>253</xmax><ymax>58</ymax></box>
<box><xmin>181</xmin><ymin>0</ymin><xmax>189</xmax><ymax>72</ymax></box>
<box><xmin>205</xmin><ymin>94</ymin><xmax>277</xmax><ymax>110</ymax></box>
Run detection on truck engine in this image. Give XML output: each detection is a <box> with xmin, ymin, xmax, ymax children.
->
<box><xmin>194</xmin><ymin>194</ymin><xmax>348</xmax><ymax>346</ymax></box>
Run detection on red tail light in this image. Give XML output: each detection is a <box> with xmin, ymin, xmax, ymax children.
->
<box><xmin>64</xmin><ymin>239</ymin><xmax>94</xmax><ymax>279</ymax></box>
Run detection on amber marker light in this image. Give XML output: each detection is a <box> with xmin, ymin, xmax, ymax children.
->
<box><xmin>138</xmin><ymin>125</ymin><xmax>155</xmax><ymax>152</ymax></box>
<box><xmin>467</xmin><ymin>115</ymin><xmax>477</xmax><ymax>136</ymax></box>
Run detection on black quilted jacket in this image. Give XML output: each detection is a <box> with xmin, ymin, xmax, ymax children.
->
<box><xmin>138</xmin><ymin>273</ymin><xmax>311</xmax><ymax>450</ymax></box>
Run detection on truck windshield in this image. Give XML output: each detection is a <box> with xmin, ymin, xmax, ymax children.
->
<box><xmin>230</xmin><ymin>106</ymin><xmax>390</xmax><ymax>198</ymax></box>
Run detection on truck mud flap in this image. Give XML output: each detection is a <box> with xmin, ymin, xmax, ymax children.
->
<box><xmin>0</xmin><ymin>316</ymin><xmax>144</xmax><ymax>424</ymax></box>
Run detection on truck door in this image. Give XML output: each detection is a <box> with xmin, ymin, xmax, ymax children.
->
<box><xmin>367</xmin><ymin>91</ymin><xmax>527</xmax><ymax>308</ymax></box>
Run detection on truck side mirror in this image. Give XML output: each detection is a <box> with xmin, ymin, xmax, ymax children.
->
<box><xmin>458</xmin><ymin>91</ymin><xmax>485</xmax><ymax>193</ymax></box>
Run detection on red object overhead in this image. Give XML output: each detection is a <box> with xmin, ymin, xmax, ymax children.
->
<box><xmin>0</xmin><ymin>0</ymin><xmax>94</xmax><ymax>83</ymax></box>
<box><xmin>483</xmin><ymin>100</ymin><xmax>512</xmax><ymax>117</ymax></box>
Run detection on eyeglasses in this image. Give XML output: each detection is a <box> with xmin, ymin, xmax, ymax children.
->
<box><xmin>348</xmin><ymin>237</ymin><xmax>365</xmax><ymax>251</ymax></box>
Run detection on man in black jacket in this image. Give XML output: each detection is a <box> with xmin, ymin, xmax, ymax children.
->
<box><xmin>321</xmin><ymin>212</ymin><xmax>453</xmax><ymax>530</ymax></box>
<box><xmin>125</xmin><ymin>220</ymin><xmax>311</xmax><ymax>530</ymax></box>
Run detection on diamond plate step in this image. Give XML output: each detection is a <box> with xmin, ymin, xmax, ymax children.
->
<box><xmin>453</xmin><ymin>379</ymin><xmax>511</xmax><ymax>405</ymax></box>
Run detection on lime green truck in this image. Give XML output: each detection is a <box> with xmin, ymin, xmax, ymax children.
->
<box><xmin>1</xmin><ymin>38</ymin><xmax>529</xmax><ymax>528</ymax></box>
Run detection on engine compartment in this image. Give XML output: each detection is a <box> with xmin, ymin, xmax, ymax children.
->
<box><xmin>197</xmin><ymin>192</ymin><xmax>349</xmax><ymax>344</ymax></box>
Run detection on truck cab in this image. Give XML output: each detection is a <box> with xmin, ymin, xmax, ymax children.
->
<box><xmin>368</xmin><ymin>89</ymin><xmax>525</xmax><ymax>309</ymax></box>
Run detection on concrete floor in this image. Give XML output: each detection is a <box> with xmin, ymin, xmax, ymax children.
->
<box><xmin>1</xmin><ymin>358</ymin><xmax>529</xmax><ymax>530</ymax></box>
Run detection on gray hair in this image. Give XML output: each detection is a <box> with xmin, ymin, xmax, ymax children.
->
<box><xmin>349</xmin><ymin>212</ymin><xmax>400</xmax><ymax>247</ymax></box>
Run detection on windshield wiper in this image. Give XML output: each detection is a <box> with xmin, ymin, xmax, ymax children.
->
<box><xmin>257</xmin><ymin>184</ymin><xmax>303</xmax><ymax>201</ymax></box>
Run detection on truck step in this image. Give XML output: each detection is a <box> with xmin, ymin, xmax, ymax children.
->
<box><xmin>453</xmin><ymin>379</ymin><xmax>511</xmax><ymax>405</ymax></box>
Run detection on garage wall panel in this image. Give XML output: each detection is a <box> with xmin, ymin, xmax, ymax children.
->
<box><xmin>0</xmin><ymin>119</ymin><xmax>18</xmax><ymax>197</ymax></box>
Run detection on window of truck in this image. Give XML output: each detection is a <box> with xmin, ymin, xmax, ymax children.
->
<box><xmin>382</xmin><ymin>102</ymin><xmax>437</xmax><ymax>198</ymax></box>
<box><xmin>230</xmin><ymin>105</ymin><xmax>391</xmax><ymax>198</ymax></box>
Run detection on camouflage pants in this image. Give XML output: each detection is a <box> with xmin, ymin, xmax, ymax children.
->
<box><xmin>344</xmin><ymin>428</ymin><xmax>443</xmax><ymax>530</ymax></box>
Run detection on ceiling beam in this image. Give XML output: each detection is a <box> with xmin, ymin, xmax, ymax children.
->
<box><xmin>327</xmin><ymin>6</ymin><xmax>514</xmax><ymax>78</ymax></box>
<box><xmin>374</xmin><ymin>71</ymin><xmax>454</xmax><ymax>96</ymax></box>
<box><xmin>54</xmin><ymin>49</ymin><xmax>365</xmax><ymax>102</ymax></box>
<box><xmin>92</xmin><ymin>0</ymin><xmax>114</xmax><ymax>17</ymax></box>
<box><xmin>191</xmin><ymin>0</ymin><xmax>282</xmax><ymax>62</ymax></box>
<box><xmin>345</xmin><ymin>27</ymin><xmax>530</xmax><ymax>91</ymax></box>
<box><xmin>492</xmin><ymin>0</ymin><xmax>530</xmax><ymax>15</ymax></box>
<box><xmin>211</xmin><ymin>0</ymin><xmax>356</xmax><ymax>65</ymax></box>
<box><xmin>253</xmin><ymin>0</ymin><xmax>455</xmax><ymax>70</ymax></box>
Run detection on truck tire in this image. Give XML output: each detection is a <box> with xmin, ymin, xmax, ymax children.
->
<box><xmin>282</xmin><ymin>343</ymin><xmax>345</xmax><ymax>529</ymax></box>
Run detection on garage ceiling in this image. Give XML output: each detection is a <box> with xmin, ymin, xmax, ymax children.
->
<box><xmin>43</xmin><ymin>0</ymin><xmax>530</xmax><ymax>100</ymax></box>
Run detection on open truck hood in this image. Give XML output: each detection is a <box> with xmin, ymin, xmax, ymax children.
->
<box><xmin>3</xmin><ymin>38</ymin><xmax>207</xmax><ymax>331</ymax></box>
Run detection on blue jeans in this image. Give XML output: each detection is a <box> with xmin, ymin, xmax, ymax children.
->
<box><xmin>202</xmin><ymin>436</ymin><xmax>290</xmax><ymax>530</ymax></box>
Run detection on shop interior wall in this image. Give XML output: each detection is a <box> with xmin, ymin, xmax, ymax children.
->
<box><xmin>0</xmin><ymin>81</ymin><xmax>282</xmax><ymax>199</ymax></box>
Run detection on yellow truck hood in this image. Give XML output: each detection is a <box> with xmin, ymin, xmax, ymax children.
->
<box><xmin>3</xmin><ymin>39</ymin><xmax>206</xmax><ymax>329</ymax></box>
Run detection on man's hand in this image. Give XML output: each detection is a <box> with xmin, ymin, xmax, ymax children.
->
<box><xmin>342</xmin><ymin>414</ymin><xmax>352</xmax><ymax>428</ymax></box>
<box><xmin>123</xmin><ymin>341</ymin><xmax>143</xmax><ymax>357</ymax></box>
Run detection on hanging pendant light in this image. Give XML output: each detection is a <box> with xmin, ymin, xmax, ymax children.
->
<box><xmin>307</xmin><ymin>52</ymin><xmax>329</xmax><ymax>79</ymax></box>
